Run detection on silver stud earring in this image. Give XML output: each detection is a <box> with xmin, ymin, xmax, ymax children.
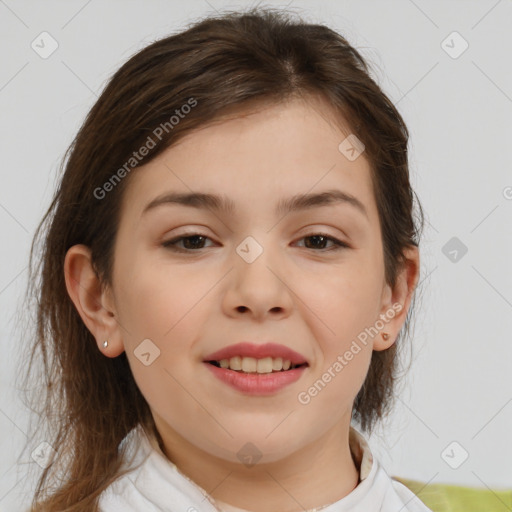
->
<box><xmin>103</xmin><ymin>340</ymin><xmax>108</xmax><ymax>348</ymax></box>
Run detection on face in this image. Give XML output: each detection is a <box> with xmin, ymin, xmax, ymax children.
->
<box><xmin>90</xmin><ymin>97</ymin><xmax>412</xmax><ymax>466</ymax></box>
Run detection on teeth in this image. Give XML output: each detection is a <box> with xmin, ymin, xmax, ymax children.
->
<box><xmin>216</xmin><ymin>356</ymin><xmax>297</xmax><ymax>373</ymax></box>
<box><xmin>242</xmin><ymin>357</ymin><xmax>257</xmax><ymax>373</ymax></box>
<box><xmin>257</xmin><ymin>357</ymin><xmax>273</xmax><ymax>373</ymax></box>
<box><xmin>272</xmin><ymin>357</ymin><xmax>283</xmax><ymax>371</ymax></box>
<box><xmin>228</xmin><ymin>356</ymin><xmax>242</xmax><ymax>370</ymax></box>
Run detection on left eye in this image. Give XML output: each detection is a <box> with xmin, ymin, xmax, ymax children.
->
<box><xmin>295</xmin><ymin>234</ymin><xmax>349</xmax><ymax>251</ymax></box>
<box><xmin>161</xmin><ymin>233</ymin><xmax>349</xmax><ymax>252</ymax></box>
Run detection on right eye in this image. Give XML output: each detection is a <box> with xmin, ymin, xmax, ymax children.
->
<box><xmin>161</xmin><ymin>233</ymin><xmax>215</xmax><ymax>252</ymax></box>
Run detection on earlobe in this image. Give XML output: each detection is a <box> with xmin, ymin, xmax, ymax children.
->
<box><xmin>373</xmin><ymin>246</ymin><xmax>420</xmax><ymax>351</ymax></box>
<box><xmin>63</xmin><ymin>244</ymin><xmax>125</xmax><ymax>357</ymax></box>
<box><xmin>374</xmin><ymin>331</ymin><xmax>393</xmax><ymax>351</ymax></box>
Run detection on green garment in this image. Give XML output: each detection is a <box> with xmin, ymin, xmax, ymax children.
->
<box><xmin>394</xmin><ymin>477</ymin><xmax>512</xmax><ymax>512</ymax></box>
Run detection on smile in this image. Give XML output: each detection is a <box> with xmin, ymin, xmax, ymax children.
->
<box><xmin>204</xmin><ymin>361</ymin><xmax>308</xmax><ymax>395</ymax></box>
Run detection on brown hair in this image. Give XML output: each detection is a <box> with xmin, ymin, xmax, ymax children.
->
<box><xmin>18</xmin><ymin>6</ymin><xmax>424</xmax><ymax>511</ymax></box>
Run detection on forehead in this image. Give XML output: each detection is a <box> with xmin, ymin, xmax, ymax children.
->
<box><xmin>119</xmin><ymin>97</ymin><xmax>377</xmax><ymax>223</ymax></box>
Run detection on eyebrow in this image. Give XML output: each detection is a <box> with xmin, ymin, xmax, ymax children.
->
<box><xmin>141</xmin><ymin>188</ymin><xmax>368</xmax><ymax>219</ymax></box>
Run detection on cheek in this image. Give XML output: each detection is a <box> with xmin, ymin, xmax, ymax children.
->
<box><xmin>294</xmin><ymin>257</ymin><xmax>384</xmax><ymax>337</ymax></box>
<box><xmin>115</xmin><ymin>254</ymin><xmax>207</xmax><ymax>344</ymax></box>
<box><xmin>292</xmin><ymin>260</ymin><xmax>381</xmax><ymax>401</ymax></box>
<box><xmin>117</xmin><ymin>260</ymin><xmax>208</xmax><ymax>422</ymax></box>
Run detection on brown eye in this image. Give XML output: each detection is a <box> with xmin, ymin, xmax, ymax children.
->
<box><xmin>161</xmin><ymin>232</ymin><xmax>349</xmax><ymax>253</ymax></box>
<box><xmin>296</xmin><ymin>233</ymin><xmax>349</xmax><ymax>251</ymax></box>
<box><xmin>162</xmin><ymin>233</ymin><xmax>214</xmax><ymax>252</ymax></box>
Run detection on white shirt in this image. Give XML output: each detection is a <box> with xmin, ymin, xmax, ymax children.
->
<box><xmin>98</xmin><ymin>424</ymin><xmax>433</xmax><ymax>512</ymax></box>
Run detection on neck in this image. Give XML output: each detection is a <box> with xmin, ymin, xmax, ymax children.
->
<box><xmin>152</xmin><ymin>414</ymin><xmax>360</xmax><ymax>512</ymax></box>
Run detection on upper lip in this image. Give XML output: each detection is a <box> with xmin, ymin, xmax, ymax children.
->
<box><xmin>203</xmin><ymin>342</ymin><xmax>309</xmax><ymax>365</ymax></box>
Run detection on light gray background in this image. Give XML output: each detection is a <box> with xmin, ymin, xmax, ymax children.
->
<box><xmin>1</xmin><ymin>0</ymin><xmax>511</xmax><ymax>510</ymax></box>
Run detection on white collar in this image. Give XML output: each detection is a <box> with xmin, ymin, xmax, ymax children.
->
<box><xmin>99</xmin><ymin>423</ymin><xmax>431</xmax><ymax>512</ymax></box>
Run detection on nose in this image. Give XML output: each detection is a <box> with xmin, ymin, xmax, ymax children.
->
<box><xmin>221</xmin><ymin>237</ymin><xmax>294</xmax><ymax>321</ymax></box>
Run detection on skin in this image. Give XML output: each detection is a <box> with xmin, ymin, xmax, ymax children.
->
<box><xmin>65</xmin><ymin>95</ymin><xmax>420</xmax><ymax>512</ymax></box>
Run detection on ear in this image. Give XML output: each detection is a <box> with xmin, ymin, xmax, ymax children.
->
<box><xmin>373</xmin><ymin>245</ymin><xmax>420</xmax><ymax>351</ymax></box>
<box><xmin>63</xmin><ymin>244</ymin><xmax>125</xmax><ymax>357</ymax></box>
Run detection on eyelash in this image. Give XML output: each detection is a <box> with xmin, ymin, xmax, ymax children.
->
<box><xmin>161</xmin><ymin>232</ymin><xmax>349</xmax><ymax>253</ymax></box>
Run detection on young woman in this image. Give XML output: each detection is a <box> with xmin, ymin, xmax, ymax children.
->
<box><xmin>22</xmin><ymin>7</ymin><xmax>429</xmax><ymax>511</ymax></box>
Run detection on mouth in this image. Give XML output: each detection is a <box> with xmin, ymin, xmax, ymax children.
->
<box><xmin>203</xmin><ymin>357</ymin><xmax>309</xmax><ymax>395</ymax></box>
<box><xmin>205</xmin><ymin>358</ymin><xmax>309</xmax><ymax>374</ymax></box>
<box><xmin>202</xmin><ymin>342</ymin><xmax>309</xmax><ymax>373</ymax></box>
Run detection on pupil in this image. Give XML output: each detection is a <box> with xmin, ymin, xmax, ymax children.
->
<box><xmin>305</xmin><ymin>235</ymin><xmax>326</xmax><ymax>249</ymax></box>
<box><xmin>184</xmin><ymin>235</ymin><xmax>205</xmax><ymax>249</ymax></box>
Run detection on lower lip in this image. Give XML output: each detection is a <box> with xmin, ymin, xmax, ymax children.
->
<box><xmin>203</xmin><ymin>362</ymin><xmax>307</xmax><ymax>395</ymax></box>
